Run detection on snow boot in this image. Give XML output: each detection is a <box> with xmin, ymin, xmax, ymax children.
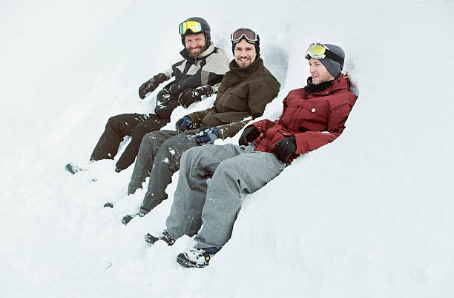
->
<box><xmin>65</xmin><ymin>163</ymin><xmax>85</xmax><ymax>174</ymax></box>
<box><xmin>176</xmin><ymin>248</ymin><xmax>214</xmax><ymax>268</ymax></box>
<box><xmin>103</xmin><ymin>202</ymin><xmax>114</xmax><ymax>208</ymax></box>
<box><xmin>121</xmin><ymin>210</ymin><xmax>146</xmax><ymax>225</ymax></box>
<box><xmin>122</xmin><ymin>214</ymin><xmax>136</xmax><ymax>225</ymax></box>
<box><xmin>144</xmin><ymin>230</ymin><xmax>175</xmax><ymax>246</ymax></box>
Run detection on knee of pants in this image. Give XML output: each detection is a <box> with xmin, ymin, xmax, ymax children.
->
<box><xmin>106</xmin><ymin>115</ymin><xmax>120</xmax><ymax>129</ymax></box>
<box><xmin>131</xmin><ymin>121</ymin><xmax>151</xmax><ymax>140</ymax></box>
<box><xmin>181</xmin><ymin>147</ymin><xmax>208</xmax><ymax>176</ymax></box>
<box><xmin>211</xmin><ymin>159</ymin><xmax>243</xmax><ymax>184</ymax></box>
<box><xmin>157</xmin><ymin>137</ymin><xmax>181</xmax><ymax>162</ymax></box>
<box><xmin>107</xmin><ymin>115</ymin><xmax>133</xmax><ymax>135</ymax></box>
<box><xmin>140</xmin><ymin>131</ymin><xmax>160</xmax><ymax>147</ymax></box>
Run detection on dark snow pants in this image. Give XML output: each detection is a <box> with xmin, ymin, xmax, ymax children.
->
<box><xmin>90</xmin><ymin>113</ymin><xmax>169</xmax><ymax>172</ymax></box>
<box><xmin>127</xmin><ymin>129</ymin><xmax>199</xmax><ymax>212</ymax></box>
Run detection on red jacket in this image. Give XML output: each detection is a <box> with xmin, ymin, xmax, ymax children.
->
<box><xmin>251</xmin><ymin>74</ymin><xmax>358</xmax><ymax>161</ymax></box>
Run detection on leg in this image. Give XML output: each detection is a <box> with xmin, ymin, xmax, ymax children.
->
<box><xmin>115</xmin><ymin>114</ymin><xmax>169</xmax><ymax>172</ymax></box>
<box><xmin>141</xmin><ymin>131</ymin><xmax>199</xmax><ymax>212</ymax></box>
<box><xmin>90</xmin><ymin>113</ymin><xmax>149</xmax><ymax>161</ymax></box>
<box><xmin>127</xmin><ymin>130</ymin><xmax>178</xmax><ymax>195</ymax></box>
<box><xmin>194</xmin><ymin>151</ymin><xmax>287</xmax><ymax>249</ymax></box>
<box><xmin>166</xmin><ymin>144</ymin><xmax>248</xmax><ymax>239</ymax></box>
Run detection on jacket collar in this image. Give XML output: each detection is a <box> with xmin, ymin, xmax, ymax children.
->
<box><xmin>305</xmin><ymin>73</ymin><xmax>351</xmax><ymax>96</ymax></box>
<box><xmin>229</xmin><ymin>55</ymin><xmax>263</xmax><ymax>75</ymax></box>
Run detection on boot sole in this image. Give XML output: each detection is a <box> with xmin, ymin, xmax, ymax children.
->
<box><xmin>176</xmin><ymin>255</ymin><xmax>207</xmax><ymax>268</ymax></box>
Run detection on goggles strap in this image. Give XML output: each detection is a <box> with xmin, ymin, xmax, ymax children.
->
<box><xmin>323</xmin><ymin>50</ymin><xmax>344</xmax><ymax>67</ymax></box>
<box><xmin>231</xmin><ymin>28</ymin><xmax>259</xmax><ymax>43</ymax></box>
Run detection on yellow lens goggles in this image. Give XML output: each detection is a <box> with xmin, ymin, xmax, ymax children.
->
<box><xmin>306</xmin><ymin>43</ymin><xmax>328</xmax><ymax>59</ymax></box>
<box><xmin>305</xmin><ymin>42</ymin><xmax>344</xmax><ymax>67</ymax></box>
<box><xmin>179</xmin><ymin>21</ymin><xmax>203</xmax><ymax>35</ymax></box>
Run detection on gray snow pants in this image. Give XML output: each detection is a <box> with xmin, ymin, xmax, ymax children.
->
<box><xmin>127</xmin><ymin>129</ymin><xmax>199</xmax><ymax>212</ymax></box>
<box><xmin>165</xmin><ymin>144</ymin><xmax>287</xmax><ymax>249</ymax></box>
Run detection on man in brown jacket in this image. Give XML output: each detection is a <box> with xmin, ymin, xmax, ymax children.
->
<box><xmin>118</xmin><ymin>28</ymin><xmax>280</xmax><ymax>225</ymax></box>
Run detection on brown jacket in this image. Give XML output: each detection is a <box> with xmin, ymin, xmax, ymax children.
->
<box><xmin>185</xmin><ymin>56</ymin><xmax>280</xmax><ymax>139</ymax></box>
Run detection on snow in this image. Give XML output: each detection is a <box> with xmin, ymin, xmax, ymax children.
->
<box><xmin>1</xmin><ymin>0</ymin><xmax>454</xmax><ymax>297</ymax></box>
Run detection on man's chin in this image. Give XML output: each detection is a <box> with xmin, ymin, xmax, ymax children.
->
<box><xmin>237</xmin><ymin>62</ymin><xmax>251</xmax><ymax>69</ymax></box>
<box><xmin>188</xmin><ymin>47</ymin><xmax>206</xmax><ymax>57</ymax></box>
<box><xmin>189</xmin><ymin>51</ymin><xmax>201</xmax><ymax>57</ymax></box>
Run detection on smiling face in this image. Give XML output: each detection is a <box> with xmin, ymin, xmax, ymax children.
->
<box><xmin>234</xmin><ymin>39</ymin><xmax>257</xmax><ymax>69</ymax></box>
<box><xmin>308</xmin><ymin>58</ymin><xmax>335</xmax><ymax>85</ymax></box>
<box><xmin>184</xmin><ymin>33</ymin><xmax>206</xmax><ymax>57</ymax></box>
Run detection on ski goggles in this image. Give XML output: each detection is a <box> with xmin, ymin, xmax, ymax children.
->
<box><xmin>305</xmin><ymin>43</ymin><xmax>344</xmax><ymax>67</ymax></box>
<box><xmin>179</xmin><ymin>20</ymin><xmax>203</xmax><ymax>35</ymax></box>
<box><xmin>231</xmin><ymin>28</ymin><xmax>259</xmax><ymax>43</ymax></box>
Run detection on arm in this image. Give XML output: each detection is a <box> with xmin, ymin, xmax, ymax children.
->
<box><xmin>161</xmin><ymin>68</ymin><xmax>173</xmax><ymax>79</ymax></box>
<box><xmin>184</xmin><ymin>108</ymin><xmax>212</xmax><ymax>128</ymax></box>
<box><xmin>251</xmin><ymin>93</ymin><xmax>289</xmax><ymax>132</ymax></box>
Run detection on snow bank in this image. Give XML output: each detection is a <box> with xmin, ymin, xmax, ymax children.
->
<box><xmin>1</xmin><ymin>0</ymin><xmax>453</xmax><ymax>297</ymax></box>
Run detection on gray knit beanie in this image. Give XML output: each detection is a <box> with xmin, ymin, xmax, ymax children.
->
<box><xmin>318</xmin><ymin>44</ymin><xmax>345</xmax><ymax>78</ymax></box>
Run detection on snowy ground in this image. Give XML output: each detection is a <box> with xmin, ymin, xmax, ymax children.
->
<box><xmin>1</xmin><ymin>0</ymin><xmax>454</xmax><ymax>297</ymax></box>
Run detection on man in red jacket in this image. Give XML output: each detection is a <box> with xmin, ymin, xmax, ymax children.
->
<box><xmin>145</xmin><ymin>43</ymin><xmax>358</xmax><ymax>268</ymax></box>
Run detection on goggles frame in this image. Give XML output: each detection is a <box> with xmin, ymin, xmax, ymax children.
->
<box><xmin>305</xmin><ymin>43</ymin><xmax>344</xmax><ymax>67</ymax></box>
<box><xmin>179</xmin><ymin>21</ymin><xmax>203</xmax><ymax>35</ymax></box>
<box><xmin>231</xmin><ymin>28</ymin><xmax>259</xmax><ymax>44</ymax></box>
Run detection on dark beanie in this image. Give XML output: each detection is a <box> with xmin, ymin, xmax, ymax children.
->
<box><xmin>231</xmin><ymin>37</ymin><xmax>260</xmax><ymax>55</ymax></box>
<box><xmin>318</xmin><ymin>44</ymin><xmax>345</xmax><ymax>78</ymax></box>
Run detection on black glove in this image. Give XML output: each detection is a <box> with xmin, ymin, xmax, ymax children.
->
<box><xmin>155</xmin><ymin>88</ymin><xmax>179</xmax><ymax>119</ymax></box>
<box><xmin>273</xmin><ymin>136</ymin><xmax>297</xmax><ymax>163</ymax></box>
<box><xmin>238</xmin><ymin>125</ymin><xmax>260</xmax><ymax>146</ymax></box>
<box><xmin>169</xmin><ymin>82</ymin><xmax>182</xmax><ymax>94</ymax></box>
<box><xmin>139</xmin><ymin>73</ymin><xmax>167</xmax><ymax>99</ymax></box>
<box><xmin>156</xmin><ymin>88</ymin><xmax>172</xmax><ymax>106</ymax></box>
<box><xmin>178</xmin><ymin>85</ymin><xmax>213</xmax><ymax>108</ymax></box>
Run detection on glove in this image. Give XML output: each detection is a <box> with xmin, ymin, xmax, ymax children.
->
<box><xmin>175</xmin><ymin>116</ymin><xmax>193</xmax><ymax>132</ymax></box>
<box><xmin>238</xmin><ymin>125</ymin><xmax>260</xmax><ymax>146</ymax></box>
<box><xmin>155</xmin><ymin>88</ymin><xmax>179</xmax><ymax>119</ymax></box>
<box><xmin>139</xmin><ymin>73</ymin><xmax>167</xmax><ymax>99</ymax></box>
<box><xmin>178</xmin><ymin>85</ymin><xmax>214</xmax><ymax>108</ymax></box>
<box><xmin>195</xmin><ymin>127</ymin><xmax>219</xmax><ymax>145</ymax></box>
<box><xmin>156</xmin><ymin>88</ymin><xmax>172</xmax><ymax>106</ymax></box>
<box><xmin>169</xmin><ymin>83</ymin><xmax>182</xmax><ymax>94</ymax></box>
<box><xmin>273</xmin><ymin>136</ymin><xmax>297</xmax><ymax>163</ymax></box>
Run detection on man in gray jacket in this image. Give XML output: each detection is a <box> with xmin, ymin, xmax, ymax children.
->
<box><xmin>119</xmin><ymin>28</ymin><xmax>281</xmax><ymax>225</ymax></box>
<box><xmin>66</xmin><ymin>17</ymin><xmax>229</xmax><ymax>173</ymax></box>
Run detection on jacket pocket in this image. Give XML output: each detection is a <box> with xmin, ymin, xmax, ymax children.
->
<box><xmin>217</xmin><ymin>88</ymin><xmax>248</xmax><ymax>112</ymax></box>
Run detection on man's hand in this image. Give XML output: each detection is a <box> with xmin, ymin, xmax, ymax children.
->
<box><xmin>139</xmin><ymin>73</ymin><xmax>167</xmax><ymax>99</ymax></box>
<box><xmin>178</xmin><ymin>85</ymin><xmax>213</xmax><ymax>108</ymax></box>
<box><xmin>238</xmin><ymin>125</ymin><xmax>259</xmax><ymax>146</ymax></box>
<box><xmin>175</xmin><ymin>116</ymin><xmax>193</xmax><ymax>132</ymax></box>
<box><xmin>273</xmin><ymin>136</ymin><xmax>297</xmax><ymax>163</ymax></box>
<box><xmin>195</xmin><ymin>127</ymin><xmax>219</xmax><ymax>145</ymax></box>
